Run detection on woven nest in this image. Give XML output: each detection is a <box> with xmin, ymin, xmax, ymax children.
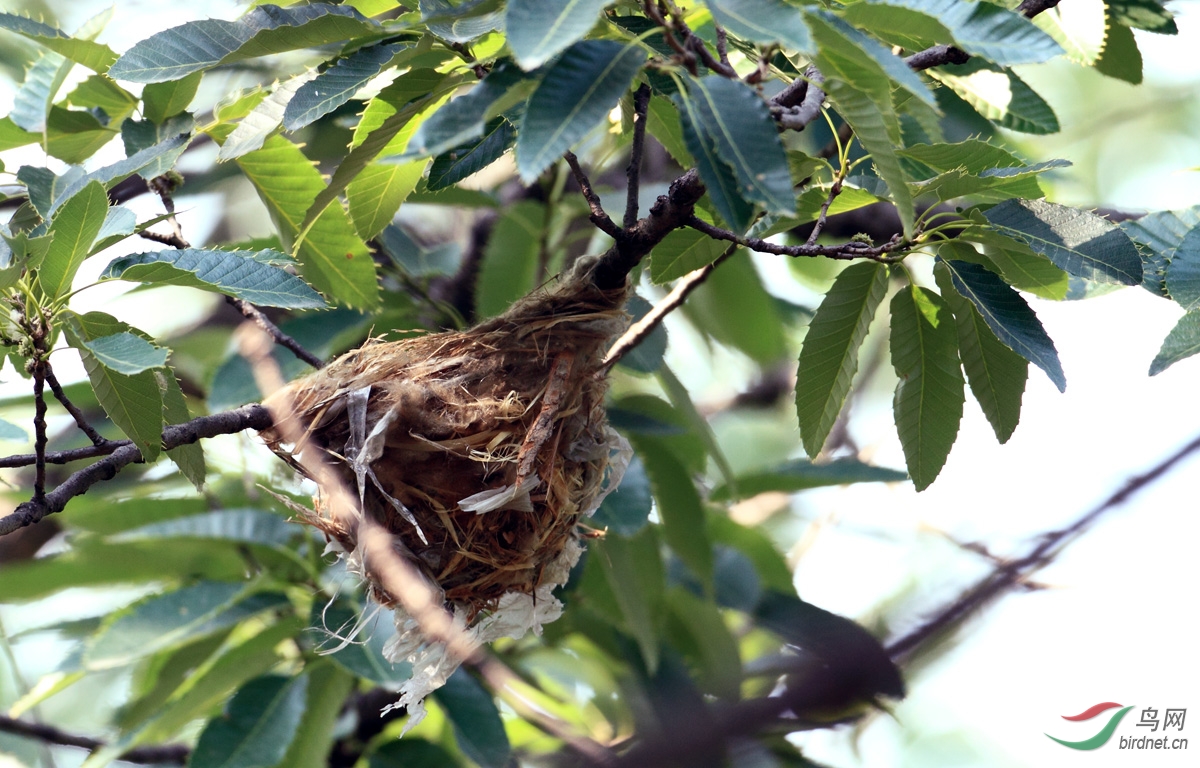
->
<box><xmin>260</xmin><ymin>274</ymin><xmax>630</xmax><ymax>621</ymax></box>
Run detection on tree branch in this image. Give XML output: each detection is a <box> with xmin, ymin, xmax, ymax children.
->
<box><xmin>564</xmin><ymin>151</ymin><xmax>625</xmax><ymax>241</ymax></box>
<box><xmin>225</xmin><ymin>296</ymin><xmax>325</xmax><ymax>369</ymax></box>
<box><xmin>0</xmin><ymin>404</ymin><xmax>272</xmax><ymax>536</ymax></box>
<box><xmin>44</xmin><ymin>366</ymin><xmax>109</xmax><ymax>446</ymax></box>
<box><xmin>887</xmin><ymin>432</ymin><xmax>1200</xmax><ymax>660</ymax></box>
<box><xmin>0</xmin><ymin>441</ymin><xmax>131</xmax><ymax>469</ymax></box>
<box><xmin>624</xmin><ymin>84</ymin><xmax>652</xmax><ymax>230</ymax></box>
<box><xmin>686</xmin><ymin>216</ymin><xmax>905</xmax><ymax>261</ymax></box>
<box><xmin>0</xmin><ymin>713</ymin><xmax>188</xmax><ymax>765</ymax></box>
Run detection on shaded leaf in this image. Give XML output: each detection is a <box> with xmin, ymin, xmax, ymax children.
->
<box><xmin>675</xmin><ymin>86</ymin><xmax>754</xmax><ymax>231</ymax></box>
<box><xmin>82</xmin><ymin>332</ymin><xmax>168</xmax><ymax>375</ymax></box>
<box><xmin>427</xmin><ymin>117</ymin><xmax>516</xmax><ymax>190</ymax></box>
<box><xmin>705</xmin><ymin>0</ymin><xmax>813</xmax><ymax>54</ymax></box>
<box><xmin>370</xmin><ymin>741</ymin><xmax>462</xmax><ymax>768</ymax></box>
<box><xmin>142</xmin><ymin>72</ymin><xmax>202</xmax><ymax>123</ymax></box>
<box><xmin>593</xmin><ymin>527</ymin><xmax>664</xmax><ymax>673</ymax></box>
<box><xmin>517</xmin><ymin>40</ymin><xmax>647</xmax><ymax>182</ymax></box>
<box><xmin>929</xmin><ymin>60</ymin><xmax>1059</xmax><ymax>134</ymax></box>
<box><xmin>683</xmin><ymin>251</ymin><xmax>787</xmax><ymax>363</ymax></box>
<box><xmin>795</xmin><ymin>261</ymin><xmax>889</xmax><ymax>457</ymax></box>
<box><xmin>0</xmin><ymin>417</ymin><xmax>28</xmax><ymax>442</ymax></box>
<box><xmin>1164</xmin><ymin>226</ymin><xmax>1200</xmax><ymax>310</ymax></box>
<box><xmin>120</xmin><ymin>114</ymin><xmax>195</xmax><ymax>179</ymax></box>
<box><xmin>347</xmin><ymin>162</ymin><xmax>425</xmax><ymax>240</ymax></box>
<box><xmin>890</xmin><ymin>284</ymin><xmax>964</xmax><ymax>491</ymax></box>
<box><xmin>218</xmin><ymin>70</ymin><xmax>319</xmax><ymax>162</ymax></box>
<box><xmin>189</xmin><ymin>674</ymin><xmax>308</xmax><ymax>768</ymax></box>
<box><xmin>1150</xmin><ymin>310</ymin><xmax>1200</xmax><ymax>376</ymax></box>
<box><xmin>649</xmin><ymin>227</ymin><xmax>728</xmax><ymax>284</ymax></box>
<box><xmin>984</xmin><ymin>198</ymin><xmax>1142</xmax><ymax>285</ymax></box>
<box><xmin>434</xmin><ymin>668</ymin><xmax>512</xmax><ymax>768</ymax></box>
<box><xmin>109</xmin><ymin>4</ymin><xmax>379</xmax><ymax>83</ymax></box>
<box><xmin>506</xmin><ymin>0</ymin><xmax>613</xmax><ymax>70</ymax></box>
<box><xmin>112</xmin><ymin>510</ymin><xmax>297</xmax><ymax>547</ymax></box>
<box><xmin>630</xmin><ymin>435</ymin><xmax>712</xmax><ymax>590</ymax></box>
<box><xmin>476</xmin><ymin>200</ymin><xmax>541</xmax><ymax>317</ymax></box>
<box><xmin>421</xmin><ymin>0</ymin><xmax>504</xmax><ymax>43</ymax></box>
<box><xmin>666</xmin><ymin>588</ymin><xmax>741</xmax><ymax>699</ymax></box>
<box><xmin>593</xmin><ymin>456</ymin><xmax>652</xmax><ymax>536</ymax></box>
<box><xmin>276</xmin><ymin>663</ymin><xmax>355</xmax><ymax>768</ymax></box>
<box><xmin>710</xmin><ymin>458</ymin><xmax>906</xmax><ymax>501</ymax></box>
<box><xmin>1106</xmin><ymin>0</ymin><xmax>1176</xmax><ymax>34</ymax></box>
<box><xmin>0</xmin><ymin>13</ymin><xmax>118</xmax><ymax>72</ymax></box>
<box><xmin>406</xmin><ymin>62</ymin><xmax>525</xmax><ymax>159</ymax></box>
<box><xmin>808</xmin><ymin>11</ymin><xmax>937</xmax><ymax>108</ymax></box>
<box><xmin>319</xmin><ymin>602</ymin><xmax>411</xmax><ymax>686</ymax></box>
<box><xmin>10</xmin><ymin>52</ymin><xmax>72</xmax><ymax>133</ymax></box>
<box><xmin>42</xmin><ymin>133</ymin><xmax>190</xmax><ymax>218</ymax></box>
<box><xmin>1122</xmin><ymin>207</ymin><xmax>1200</xmax><ymax>297</ymax></box>
<box><xmin>617</xmin><ymin>293</ymin><xmax>668</xmax><ymax>374</ymax></box>
<box><xmin>867</xmin><ymin>0</ymin><xmax>1062</xmax><ymax>65</ymax></box>
<box><xmin>284</xmin><ymin>43</ymin><xmax>405</xmax><ymax>131</ymax></box>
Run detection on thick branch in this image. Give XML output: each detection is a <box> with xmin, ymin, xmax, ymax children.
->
<box><xmin>0</xmin><ymin>404</ymin><xmax>272</xmax><ymax>536</ymax></box>
<box><xmin>624</xmin><ymin>84</ymin><xmax>652</xmax><ymax>230</ymax></box>
<box><xmin>0</xmin><ymin>714</ymin><xmax>188</xmax><ymax>765</ymax></box>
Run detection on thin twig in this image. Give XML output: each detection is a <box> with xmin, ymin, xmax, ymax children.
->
<box><xmin>136</xmin><ymin>229</ymin><xmax>189</xmax><ymax>249</ymax></box>
<box><xmin>564</xmin><ymin>151</ymin><xmax>624</xmax><ymax>241</ymax></box>
<box><xmin>624</xmin><ymin>84</ymin><xmax>652</xmax><ymax>230</ymax></box>
<box><xmin>714</xmin><ymin>21</ymin><xmax>731</xmax><ymax>66</ymax></box>
<box><xmin>44</xmin><ymin>367</ymin><xmax>108</xmax><ymax>446</ymax></box>
<box><xmin>32</xmin><ymin>360</ymin><xmax>47</xmax><ymax>501</ymax></box>
<box><xmin>225</xmin><ymin>296</ymin><xmax>324</xmax><ymax>369</ymax></box>
<box><xmin>0</xmin><ymin>441</ymin><xmax>131</xmax><ymax>469</ymax></box>
<box><xmin>0</xmin><ymin>714</ymin><xmax>188</xmax><ymax>765</ymax></box>
<box><xmin>686</xmin><ymin>216</ymin><xmax>905</xmax><ymax>261</ymax></box>
<box><xmin>600</xmin><ymin>243</ymin><xmax>738</xmax><ymax>373</ymax></box>
<box><xmin>887</xmin><ymin>433</ymin><xmax>1200</xmax><ymax>660</ymax></box>
<box><xmin>804</xmin><ymin>179</ymin><xmax>843</xmax><ymax>247</ymax></box>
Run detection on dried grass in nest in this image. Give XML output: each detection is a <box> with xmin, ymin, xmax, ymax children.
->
<box><xmin>260</xmin><ymin>274</ymin><xmax>631</xmax><ymax>627</ymax></box>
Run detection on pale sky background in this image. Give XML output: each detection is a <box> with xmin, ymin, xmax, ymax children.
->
<box><xmin>2</xmin><ymin>1</ymin><xmax>1199</xmax><ymax>766</ymax></box>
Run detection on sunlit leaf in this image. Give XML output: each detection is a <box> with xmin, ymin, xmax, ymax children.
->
<box><xmin>1150</xmin><ymin>310</ymin><xmax>1200</xmax><ymax>375</ymax></box>
<box><xmin>506</xmin><ymin>0</ymin><xmax>613</xmax><ymax>69</ymax></box>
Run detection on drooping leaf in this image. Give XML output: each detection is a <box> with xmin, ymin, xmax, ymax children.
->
<box><xmin>629</xmin><ymin>435</ymin><xmax>712</xmax><ymax>591</ymax></box>
<box><xmin>593</xmin><ymin>527</ymin><xmax>664</xmax><ymax>672</ymax></box>
<box><xmin>276</xmin><ymin>663</ymin><xmax>355</xmax><ymax>768</ymax></box>
<box><xmin>674</xmin><ymin>87</ymin><xmax>754</xmax><ymax>231</ymax></box>
<box><xmin>1150</xmin><ymin>310</ymin><xmax>1200</xmax><ymax>376</ymax></box>
<box><xmin>142</xmin><ymin>72</ymin><xmax>202</xmax><ymax>123</ymax></box>
<box><xmin>82</xmin><ymin>332</ymin><xmax>169</xmax><ymax>375</ymax></box>
<box><xmin>1033</xmin><ymin>0</ymin><xmax>1106</xmax><ymax>66</ymax></box>
<box><xmin>476</xmin><ymin>200</ymin><xmax>541</xmax><ymax>317</ymax></box>
<box><xmin>505</xmin><ymin>0</ymin><xmax>614</xmax><ymax>70</ymax></box>
<box><xmin>680</xmin><ymin>76</ymin><xmax>796</xmax><ymax>216</ymax></box>
<box><xmin>109</xmin><ymin>4</ymin><xmax>380</xmax><ymax>83</ymax></box>
<box><xmin>405</xmin><ymin>62</ymin><xmax>525</xmax><ymax>159</ymax></box>
<box><xmin>40</xmin><ymin>180</ymin><xmax>109</xmax><ymax>299</ymax></box>
<box><xmin>0</xmin><ymin>13</ymin><xmax>118</xmax><ymax>73</ymax></box>
<box><xmin>889</xmin><ymin>284</ymin><xmax>964</xmax><ymax>491</ymax></box>
<box><xmin>795</xmin><ymin>261</ymin><xmax>889</xmax><ymax>457</ymax></box>
<box><xmin>964</xmin><ymin>221</ymin><xmax>1071</xmax><ymax>299</ymax></box>
<box><xmin>929</xmin><ymin>60</ymin><xmax>1059</xmax><ymax>134</ymax></box>
<box><xmin>157</xmin><ymin>370</ymin><xmax>206</xmax><ymax>490</ymax></box>
<box><xmin>346</xmin><ymin>162</ymin><xmax>425</xmax><ymax>240</ymax></box>
<box><xmin>516</xmin><ymin>40</ymin><xmax>647</xmax><ymax>182</ymax></box>
<box><xmin>1106</xmin><ymin>0</ymin><xmax>1176</xmax><ymax>34</ymax></box>
<box><xmin>1095</xmin><ymin>19</ymin><xmax>1143</xmax><ymax>84</ymax></box>
<box><xmin>103</xmin><ymin>248</ymin><xmax>327</xmax><ymax>308</ymax></box>
<box><xmin>710</xmin><ymin>458</ymin><xmax>906</xmax><ymax>501</ymax></box>
<box><xmin>934</xmin><ymin>258</ymin><xmax>1028</xmax><ymax>443</ymax></box>
<box><xmin>866</xmin><ymin>0</ymin><xmax>1063</xmax><ymax>65</ymax></box>
<box><xmin>808</xmin><ymin>11</ymin><xmax>937</xmax><ymax>108</ymax></box>
<box><xmin>704</xmin><ymin>0</ymin><xmax>813</xmax><ymax>54</ymax></box>
<box><xmin>984</xmin><ymin>198</ymin><xmax>1142</xmax><ymax>285</ymax></box>
<box><xmin>284</xmin><ymin>43</ymin><xmax>405</xmax><ymax>131</ymax></box>
<box><xmin>427</xmin><ymin>118</ymin><xmax>516</xmax><ymax>190</ymax></box>
<box><xmin>1122</xmin><ymin>207</ymin><xmax>1200</xmax><ymax>297</ymax></box>
<box><xmin>665</xmin><ymin>587</ymin><xmax>741</xmax><ymax>699</ymax></box>
<box><xmin>223</xmin><ymin>131</ymin><xmax>378</xmax><ymax>308</ymax></box>
<box><xmin>683</xmin><ymin>251</ymin><xmax>787</xmax><ymax>363</ymax></box>
<box><xmin>434</xmin><ymin>668</ymin><xmax>512</xmax><ymax>768</ymax></box>
<box><xmin>616</xmin><ymin>294</ymin><xmax>669</xmax><ymax>374</ymax></box>
<box><xmin>189</xmin><ymin>674</ymin><xmax>309</xmax><ymax>768</ymax></box>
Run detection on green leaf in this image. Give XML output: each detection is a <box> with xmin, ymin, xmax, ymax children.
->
<box><xmin>674</xmin><ymin>87</ymin><xmax>753</xmax><ymax>231</ymax></box>
<box><xmin>505</xmin><ymin>0</ymin><xmax>613</xmax><ymax>70</ymax></box>
<box><xmin>226</xmin><ymin>132</ymin><xmax>378</xmax><ymax>308</ymax></box>
<box><xmin>427</xmin><ymin>118</ymin><xmax>516</xmax><ymax>190</ymax></box>
<box><xmin>1106</xmin><ymin>0</ymin><xmax>1176</xmax><ymax>34</ymax></box>
<box><xmin>938</xmin><ymin>258</ymin><xmax>1065</xmax><ymax>391</ymax></box>
<box><xmin>190</xmin><ymin>674</ymin><xmax>308</xmax><ymax>768</ymax></box>
<box><xmin>11</xmin><ymin>52</ymin><xmax>72</xmax><ymax>133</ymax></box>
<box><xmin>710</xmin><ymin>458</ymin><xmax>906</xmax><ymax>501</ymax></box>
<box><xmin>681</xmin><ymin>76</ymin><xmax>796</xmax><ymax>215</ymax></box>
<box><xmin>82</xmin><ymin>332</ymin><xmax>169</xmax><ymax>375</ymax></box>
<box><xmin>0</xmin><ymin>13</ymin><xmax>118</xmax><ymax>72</ymax></box>
<box><xmin>43</xmin><ymin>107</ymin><xmax>117</xmax><ymax>164</ymax></box>
<box><xmin>1033</xmin><ymin>0</ymin><xmax>1105</xmax><ymax>66</ymax></box>
<box><xmin>630</xmin><ymin>434</ymin><xmax>712</xmax><ymax>590</ymax></box>
<box><xmin>929</xmin><ymin>60</ymin><xmax>1059</xmax><ymax>134</ymax></box>
<box><xmin>1122</xmin><ymin>207</ymin><xmax>1200</xmax><ymax>297</ymax></box>
<box><xmin>156</xmin><ymin>370</ymin><xmax>207</xmax><ymax>488</ymax></box>
<box><xmin>867</xmin><ymin>0</ymin><xmax>1063</xmax><ymax>65</ymax></box>
<box><xmin>516</xmin><ymin>40</ymin><xmax>647</xmax><ymax>182</ymax></box>
<box><xmin>476</xmin><ymin>200</ymin><xmax>541</xmax><ymax>317</ymax></box>
<box><xmin>795</xmin><ymin>261</ymin><xmax>889</xmax><ymax>457</ymax></box>
<box><xmin>645</xmin><ymin>95</ymin><xmax>692</xmax><ymax>167</ymax></box>
<box><xmin>434</xmin><ymin>669</ymin><xmax>512</xmax><ymax>768</ymax></box>
<box><xmin>984</xmin><ymin>198</ymin><xmax>1143</xmax><ymax>285</ymax></box>
<box><xmin>103</xmin><ymin>248</ymin><xmax>328</xmax><ymax>309</ymax></box>
<box><xmin>405</xmin><ymin>62</ymin><xmax>525</xmax><ymax>159</ymax></box>
<box><xmin>40</xmin><ymin>180</ymin><xmax>109</xmax><ymax>299</ymax></box>
<box><xmin>112</xmin><ymin>509</ymin><xmax>297</xmax><ymax>547</ymax></box>
<box><xmin>649</xmin><ymin>227</ymin><xmax>728</xmax><ymax>283</ymax></box>
<box><xmin>0</xmin><ymin>116</ymin><xmax>37</xmax><ymax>151</ymax></box>
<box><xmin>85</xmin><ymin>583</ymin><xmax>286</xmax><ymax>669</ymax></box>
<box><xmin>704</xmin><ymin>0</ymin><xmax>813</xmax><ymax>54</ymax></box>
<box><xmin>43</xmin><ymin>133</ymin><xmax>190</xmax><ymax>218</ymax></box>
<box><xmin>1095</xmin><ymin>20</ymin><xmax>1142</xmax><ymax>84</ymax></box>
<box><xmin>63</xmin><ymin>310</ymin><xmax>164</xmax><ymax>461</ymax></box>
<box><xmin>109</xmin><ymin>5</ymin><xmax>379</xmax><ymax>83</ymax></box>
<box><xmin>421</xmin><ymin>0</ymin><xmax>504</xmax><ymax>43</ymax></box>
<box><xmin>808</xmin><ymin>11</ymin><xmax>937</xmax><ymax>108</ymax></box>
<box><xmin>593</xmin><ymin>527</ymin><xmax>664</xmax><ymax>673</ymax></box>
<box><xmin>346</xmin><ymin>162</ymin><xmax>425</xmax><ymax>240</ymax></box>
<box><xmin>1164</xmin><ymin>226</ymin><xmax>1200</xmax><ymax>311</ymax></box>
<box><xmin>370</xmin><ymin>741</ymin><xmax>462</xmax><ymax>768</ymax></box>
<box><xmin>66</xmin><ymin>74</ymin><xmax>137</xmax><ymax>123</ymax></box>
<box><xmin>217</xmin><ymin>70</ymin><xmax>320</xmax><ymax>162</ymax></box>
<box><xmin>684</xmin><ymin>251</ymin><xmax>787</xmax><ymax>363</ymax></box>
<box><xmin>142</xmin><ymin>72</ymin><xmax>202</xmax><ymax>123</ymax></box>
<box><xmin>319</xmin><ymin>602</ymin><xmax>412</xmax><ymax>686</ymax></box>
<box><xmin>593</xmin><ymin>456</ymin><xmax>652</xmax><ymax>535</ymax></box>
<box><xmin>934</xmin><ymin>257</ymin><xmax>1028</xmax><ymax>443</ymax></box>
<box><xmin>890</xmin><ymin>284</ymin><xmax>964</xmax><ymax>491</ymax></box>
<box><xmin>0</xmin><ymin>417</ymin><xmax>28</xmax><ymax>442</ymax></box>
<box><xmin>284</xmin><ymin>43</ymin><xmax>405</xmax><ymax>131</ymax></box>
<box><xmin>276</xmin><ymin>663</ymin><xmax>355</xmax><ymax>768</ymax></box>
<box><xmin>658</xmin><ymin>364</ymin><xmax>735</xmax><ymax>489</ymax></box>
<box><xmin>120</xmin><ymin>113</ymin><xmax>195</xmax><ymax>178</ymax></box>
<box><xmin>1150</xmin><ymin>310</ymin><xmax>1200</xmax><ymax>375</ymax></box>
<box><xmin>665</xmin><ymin>588</ymin><xmax>741</xmax><ymax>699</ymax></box>
<box><xmin>617</xmin><ymin>293</ymin><xmax>668</xmax><ymax>374</ymax></box>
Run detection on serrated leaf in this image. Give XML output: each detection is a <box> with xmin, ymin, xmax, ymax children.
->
<box><xmin>40</xmin><ymin>181</ymin><xmax>109</xmax><ymax>299</ymax></box>
<box><xmin>427</xmin><ymin>117</ymin><xmax>516</xmax><ymax>190</ymax></box>
<box><xmin>142</xmin><ymin>72</ymin><xmax>202</xmax><ymax>123</ymax></box>
<box><xmin>120</xmin><ymin>113</ymin><xmax>194</xmax><ymax>178</ymax></box>
<box><xmin>219</xmin><ymin>70</ymin><xmax>319</xmax><ymax>161</ymax></box>
<box><xmin>434</xmin><ymin>668</ymin><xmax>512</xmax><ymax>768</ymax></box>
<box><xmin>593</xmin><ymin>527</ymin><xmax>664</xmax><ymax>672</ymax></box>
<box><xmin>476</xmin><ymin>200</ymin><xmax>541</xmax><ymax>317</ymax></box>
<box><xmin>1122</xmin><ymin>207</ymin><xmax>1200</xmax><ymax>297</ymax></box>
<box><xmin>11</xmin><ymin>51</ymin><xmax>72</xmax><ymax>133</ymax></box>
<box><xmin>1033</xmin><ymin>0</ymin><xmax>1105</xmax><ymax>66</ymax></box>
<box><xmin>1150</xmin><ymin>310</ymin><xmax>1200</xmax><ymax>375</ymax></box>
<box><xmin>1094</xmin><ymin>20</ymin><xmax>1142</xmax><ymax>84</ymax></box>
<box><xmin>809</xmin><ymin>11</ymin><xmax>937</xmax><ymax>107</ymax></box>
<box><xmin>43</xmin><ymin>133</ymin><xmax>190</xmax><ymax>218</ymax></box>
<box><xmin>890</xmin><ymin>284</ymin><xmax>964</xmax><ymax>491</ymax></box>
<box><xmin>704</xmin><ymin>0</ymin><xmax>813</xmax><ymax>53</ymax></box>
<box><xmin>1164</xmin><ymin>226</ymin><xmax>1200</xmax><ymax>310</ymax></box>
<box><xmin>675</xmin><ymin>87</ymin><xmax>753</xmax><ymax>231</ymax></box>
<box><xmin>284</xmin><ymin>43</ymin><xmax>405</xmax><ymax>131</ymax></box>
<box><xmin>710</xmin><ymin>457</ymin><xmax>906</xmax><ymax>501</ymax></box>
<box><xmin>103</xmin><ymin>248</ymin><xmax>327</xmax><ymax>308</ymax></box>
<box><xmin>158</xmin><ymin>371</ymin><xmax>205</xmax><ymax>488</ymax></box>
<box><xmin>630</xmin><ymin>434</ymin><xmax>712</xmax><ymax>591</ymax></box>
<box><xmin>421</xmin><ymin>0</ymin><xmax>504</xmax><ymax>43</ymax></box>
<box><xmin>66</xmin><ymin>74</ymin><xmax>137</xmax><ymax>123</ymax></box>
<box><xmin>505</xmin><ymin>0</ymin><xmax>613</xmax><ymax>69</ymax></box>
<box><xmin>222</xmin><ymin>131</ymin><xmax>378</xmax><ymax>308</ymax></box>
<box><xmin>984</xmin><ymin>198</ymin><xmax>1142</xmax><ymax>285</ymax></box>
<box><xmin>43</xmin><ymin>107</ymin><xmax>117</xmax><ymax>164</ymax></box>
<box><xmin>795</xmin><ymin>261</ymin><xmax>889</xmax><ymax>457</ymax></box>
<box><xmin>682</xmin><ymin>76</ymin><xmax>796</xmax><ymax>215</ymax></box>
<box><xmin>516</xmin><ymin>40</ymin><xmax>646</xmax><ymax>182</ymax></box>
<box><xmin>189</xmin><ymin>674</ymin><xmax>308</xmax><ymax>768</ymax></box>
<box><xmin>649</xmin><ymin>227</ymin><xmax>728</xmax><ymax>283</ymax></box>
<box><xmin>867</xmin><ymin>0</ymin><xmax>1063</xmax><ymax>65</ymax></box>
<box><xmin>645</xmin><ymin>95</ymin><xmax>692</xmax><ymax>167</ymax></box>
<box><xmin>934</xmin><ymin>258</ymin><xmax>1028</xmax><ymax>442</ymax></box>
<box><xmin>1106</xmin><ymin>0</ymin><xmax>1176</xmax><ymax>34</ymax></box>
<box><xmin>0</xmin><ymin>13</ymin><xmax>118</xmax><ymax>72</ymax></box>
<box><xmin>82</xmin><ymin>332</ymin><xmax>168</xmax><ymax>375</ymax></box>
<box><xmin>346</xmin><ymin>161</ymin><xmax>425</xmax><ymax>240</ymax></box>
<box><xmin>64</xmin><ymin>311</ymin><xmax>164</xmax><ymax>461</ymax></box>
<box><xmin>405</xmin><ymin>62</ymin><xmax>524</xmax><ymax>159</ymax></box>
<box><xmin>109</xmin><ymin>4</ymin><xmax>379</xmax><ymax>83</ymax></box>
<box><xmin>929</xmin><ymin>60</ymin><xmax>1059</xmax><ymax>134</ymax></box>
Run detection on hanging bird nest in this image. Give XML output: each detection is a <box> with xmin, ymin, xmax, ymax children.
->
<box><xmin>259</xmin><ymin>268</ymin><xmax>631</xmax><ymax>720</ymax></box>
